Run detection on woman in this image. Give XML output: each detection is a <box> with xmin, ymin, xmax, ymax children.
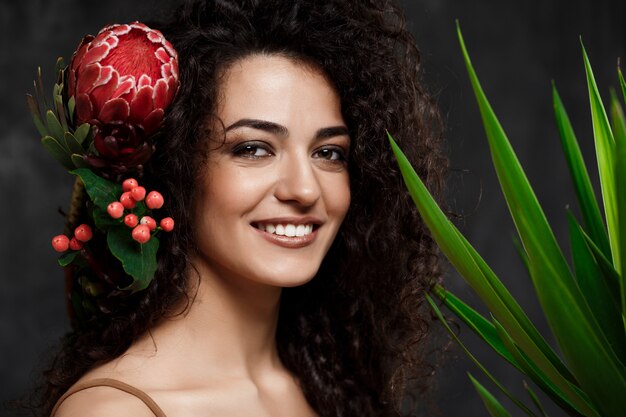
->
<box><xmin>39</xmin><ymin>0</ymin><xmax>446</xmax><ymax>415</ymax></box>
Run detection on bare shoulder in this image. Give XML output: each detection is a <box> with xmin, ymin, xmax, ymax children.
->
<box><xmin>54</xmin><ymin>385</ymin><xmax>157</xmax><ymax>417</ymax></box>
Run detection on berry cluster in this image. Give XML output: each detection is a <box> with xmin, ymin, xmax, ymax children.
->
<box><xmin>106</xmin><ymin>178</ymin><xmax>174</xmax><ymax>244</ymax></box>
<box><xmin>51</xmin><ymin>224</ymin><xmax>93</xmax><ymax>252</ymax></box>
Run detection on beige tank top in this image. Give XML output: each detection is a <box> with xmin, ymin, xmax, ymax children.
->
<box><xmin>50</xmin><ymin>378</ymin><xmax>167</xmax><ymax>417</ymax></box>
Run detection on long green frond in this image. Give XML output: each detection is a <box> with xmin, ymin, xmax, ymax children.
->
<box><xmin>553</xmin><ymin>85</ymin><xmax>611</xmax><ymax>258</ymax></box>
<box><xmin>568</xmin><ymin>213</ymin><xmax>625</xmax><ymax>359</ymax></box>
<box><xmin>459</xmin><ymin>25</ymin><xmax>626</xmax><ymax>416</ymax></box>
<box><xmin>389</xmin><ymin>135</ymin><xmax>593</xmax><ymax>413</ymax></box>
<box><xmin>611</xmin><ymin>93</ymin><xmax>626</xmax><ymax>333</ymax></box>
<box><xmin>427</xmin><ymin>294</ymin><xmax>538</xmax><ymax>416</ymax></box>
<box><xmin>469</xmin><ymin>373</ymin><xmax>514</xmax><ymax>417</ymax></box>
<box><xmin>582</xmin><ymin>42</ymin><xmax>619</xmax><ymax>269</ymax></box>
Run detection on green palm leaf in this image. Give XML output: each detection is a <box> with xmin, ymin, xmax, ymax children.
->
<box><xmin>553</xmin><ymin>85</ymin><xmax>611</xmax><ymax>259</ymax></box>
<box><xmin>582</xmin><ymin>44</ymin><xmax>619</xmax><ymax>271</ymax></box>
<box><xmin>457</xmin><ymin>23</ymin><xmax>626</xmax><ymax>416</ymax></box>
<box><xmin>469</xmin><ymin>373</ymin><xmax>513</xmax><ymax>417</ymax></box>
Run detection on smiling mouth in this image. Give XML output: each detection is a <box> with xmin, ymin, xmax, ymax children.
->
<box><xmin>252</xmin><ymin>223</ymin><xmax>317</xmax><ymax>237</ymax></box>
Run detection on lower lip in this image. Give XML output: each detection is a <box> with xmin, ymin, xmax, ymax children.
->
<box><xmin>252</xmin><ymin>226</ymin><xmax>318</xmax><ymax>248</ymax></box>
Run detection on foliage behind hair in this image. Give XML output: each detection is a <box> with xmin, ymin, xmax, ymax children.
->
<box><xmin>34</xmin><ymin>1</ymin><xmax>447</xmax><ymax>416</ymax></box>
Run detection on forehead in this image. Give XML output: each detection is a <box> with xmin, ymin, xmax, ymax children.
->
<box><xmin>214</xmin><ymin>54</ymin><xmax>342</xmax><ymax>126</ymax></box>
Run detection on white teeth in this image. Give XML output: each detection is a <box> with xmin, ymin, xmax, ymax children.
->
<box><xmin>257</xmin><ymin>223</ymin><xmax>315</xmax><ymax>236</ymax></box>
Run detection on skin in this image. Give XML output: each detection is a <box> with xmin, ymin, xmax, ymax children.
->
<box><xmin>56</xmin><ymin>54</ymin><xmax>351</xmax><ymax>417</ymax></box>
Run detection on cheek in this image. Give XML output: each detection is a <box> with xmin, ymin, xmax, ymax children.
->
<box><xmin>204</xmin><ymin>166</ymin><xmax>264</xmax><ymax>214</ymax></box>
<box><xmin>325</xmin><ymin>172</ymin><xmax>351</xmax><ymax>219</ymax></box>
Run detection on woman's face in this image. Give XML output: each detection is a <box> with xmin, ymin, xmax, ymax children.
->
<box><xmin>192</xmin><ymin>54</ymin><xmax>351</xmax><ymax>289</ymax></box>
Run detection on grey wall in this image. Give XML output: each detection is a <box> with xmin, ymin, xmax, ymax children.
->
<box><xmin>1</xmin><ymin>0</ymin><xmax>624</xmax><ymax>416</ymax></box>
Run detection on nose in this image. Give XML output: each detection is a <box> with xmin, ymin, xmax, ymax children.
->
<box><xmin>274</xmin><ymin>152</ymin><xmax>321</xmax><ymax>207</ymax></box>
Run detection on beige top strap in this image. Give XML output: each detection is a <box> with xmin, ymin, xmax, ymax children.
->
<box><xmin>50</xmin><ymin>378</ymin><xmax>167</xmax><ymax>417</ymax></box>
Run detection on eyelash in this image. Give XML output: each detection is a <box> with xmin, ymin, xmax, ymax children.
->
<box><xmin>232</xmin><ymin>141</ymin><xmax>348</xmax><ymax>163</ymax></box>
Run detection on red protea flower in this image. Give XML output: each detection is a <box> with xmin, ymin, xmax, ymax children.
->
<box><xmin>68</xmin><ymin>22</ymin><xmax>179</xmax><ymax>175</ymax></box>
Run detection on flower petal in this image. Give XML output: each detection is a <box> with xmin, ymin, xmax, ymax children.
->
<box><xmin>81</xmin><ymin>42</ymin><xmax>111</xmax><ymax>67</ymax></box>
<box><xmin>75</xmin><ymin>93</ymin><xmax>94</xmax><ymax>123</ymax></box>
<box><xmin>110</xmin><ymin>24</ymin><xmax>131</xmax><ymax>36</ymax></box>
<box><xmin>93</xmin><ymin>66</ymin><xmax>113</xmax><ymax>89</ymax></box>
<box><xmin>90</xmin><ymin>70</ymin><xmax>119</xmax><ymax>115</ymax></box>
<box><xmin>142</xmin><ymin>108</ymin><xmax>164</xmax><ymax>135</ymax></box>
<box><xmin>147</xmin><ymin>31</ymin><xmax>163</xmax><ymax>43</ymax></box>
<box><xmin>99</xmin><ymin>98</ymin><xmax>130</xmax><ymax>124</ymax></box>
<box><xmin>166</xmin><ymin>76</ymin><xmax>178</xmax><ymax>107</ymax></box>
<box><xmin>138</xmin><ymin>74</ymin><xmax>152</xmax><ymax>88</ymax></box>
<box><xmin>170</xmin><ymin>58</ymin><xmax>179</xmax><ymax>80</ymax></box>
<box><xmin>112</xmin><ymin>75</ymin><xmax>135</xmax><ymax>99</ymax></box>
<box><xmin>129</xmin><ymin>86</ymin><xmax>154</xmax><ymax>124</ymax></box>
<box><xmin>70</xmin><ymin>35</ymin><xmax>95</xmax><ymax>72</ymax></box>
<box><xmin>155</xmin><ymin>47</ymin><xmax>170</xmax><ymax>64</ymax></box>
<box><xmin>161</xmin><ymin>62</ymin><xmax>172</xmax><ymax>79</ymax></box>
<box><xmin>164</xmin><ymin>40</ymin><xmax>177</xmax><ymax>59</ymax></box>
<box><xmin>153</xmin><ymin>78</ymin><xmax>168</xmax><ymax>110</ymax></box>
<box><xmin>76</xmin><ymin>63</ymin><xmax>101</xmax><ymax>94</ymax></box>
<box><xmin>105</xmin><ymin>35</ymin><xmax>119</xmax><ymax>48</ymax></box>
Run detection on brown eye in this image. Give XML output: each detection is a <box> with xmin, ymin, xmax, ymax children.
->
<box><xmin>313</xmin><ymin>147</ymin><xmax>346</xmax><ymax>162</ymax></box>
<box><xmin>232</xmin><ymin>142</ymin><xmax>273</xmax><ymax>158</ymax></box>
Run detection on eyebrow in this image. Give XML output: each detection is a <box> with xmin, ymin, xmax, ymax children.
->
<box><xmin>224</xmin><ymin>118</ymin><xmax>350</xmax><ymax>140</ymax></box>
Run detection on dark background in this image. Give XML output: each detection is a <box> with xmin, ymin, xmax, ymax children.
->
<box><xmin>1</xmin><ymin>0</ymin><xmax>624</xmax><ymax>416</ymax></box>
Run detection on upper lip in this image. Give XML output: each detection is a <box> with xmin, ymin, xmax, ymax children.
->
<box><xmin>251</xmin><ymin>216</ymin><xmax>323</xmax><ymax>226</ymax></box>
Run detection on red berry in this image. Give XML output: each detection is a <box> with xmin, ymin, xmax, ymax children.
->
<box><xmin>130</xmin><ymin>186</ymin><xmax>146</xmax><ymax>201</ymax></box>
<box><xmin>107</xmin><ymin>201</ymin><xmax>124</xmax><ymax>219</ymax></box>
<box><xmin>74</xmin><ymin>224</ymin><xmax>93</xmax><ymax>242</ymax></box>
<box><xmin>160</xmin><ymin>217</ymin><xmax>175</xmax><ymax>232</ymax></box>
<box><xmin>124</xmin><ymin>214</ymin><xmax>139</xmax><ymax>227</ymax></box>
<box><xmin>140</xmin><ymin>216</ymin><xmax>157</xmax><ymax>231</ymax></box>
<box><xmin>51</xmin><ymin>235</ymin><xmax>70</xmax><ymax>252</ymax></box>
<box><xmin>132</xmin><ymin>224</ymin><xmax>151</xmax><ymax>243</ymax></box>
<box><xmin>145</xmin><ymin>191</ymin><xmax>164</xmax><ymax>209</ymax></box>
<box><xmin>120</xmin><ymin>191</ymin><xmax>137</xmax><ymax>209</ymax></box>
<box><xmin>69</xmin><ymin>237</ymin><xmax>84</xmax><ymax>251</ymax></box>
<box><xmin>122</xmin><ymin>178</ymin><xmax>139</xmax><ymax>192</ymax></box>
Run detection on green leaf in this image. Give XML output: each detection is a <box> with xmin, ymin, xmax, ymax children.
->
<box><xmin>568</xmin><ymin>212</ymin><xmax>625</xmax><ymax>360</ymax></box>
<box><xmin>36</xmin><ymin>67</ymin><xmax>47</xmax><ymax>109</ymax></box>
<box><xmin>64</xmin><ymin>132</ymin><xmax>84</xmax><ymax>156</ymax></box>
<box><xmin>389</xmin><ymin>134</ymin><xmax>590</xmax><ymax>411</ymax></box>
<box><xmin>553</xmin><ymin>84</ymin><xmax>611</xmax><ymax>259</ymax></box>
<box><xmin>70</xmin><ymin>168</ymin><xmax>122</xmax><ymax>211</ymax></box>
<box><xmin>41</xmin><ymin>136</ymin><xmax>73</xmax><ymax>170</ymax></box>
<box><xmin>73</xmin><ymin>123</ymin><xmax>91</xmax><ymax>145</ymax></box>
<box><xmin>71</xmin><ymin>154</ymin><xmax>90</xmax><ymax>169</ymax></box>
<box><xmin>107</xmin><ymin>226</ymin><xmax>159</xmax><ymax>293</ymax></box>
<box><xmin>434</xmin><ymin>285</ymin><xmax>519</xmax><ymax>369</ymax></box>
<box><xmin>459</xmin><ymin>25</ymin><xmax>626</xmax><ymax>416</ymax></box>
<box><xmin>579</xmin><ymin>225</ymin><xmax>621</xmax><ymax>299</ymax></box>
<box><xmin>468</xmin><ymin>373</ymin><xmax>513</xmax><ymax>417</ymax></box>
<box><xmin>68</xmin><ymin>95</ymin><xmax>75</xmax><ymax>125</ymax></box>
<box><xmin>523</xmin><ymin>381</ymin><xmax>549</xmax><ymax>417</ymax></box>
<box><xmin>45</xmin><ymin>109</ymin><xmax>65</xmax><ymax>142</ymax></box>
<box><xmin>426</xmin><ymin>294</ymin><xmax>538</xmax><ymax>416</ymax></box>
<box><xmin>619</xmin><ymin>65</ymin><xmax>626</xmax><ymax>107</ymax></box>
<box><xmin>492</xmin><ymin>317</ymin><xmax>592</xmax><ymax>416</ymax></box>
<box><xmin>54</xmin><ymin>92</ymin><xmax>68</xmax><ymax>132</ymax></box>
<box><xmin>58</xmin><ymin>251</ymin><xmax>78</xmax><ymax>267</ymax></box>
<box><xmin>25</xmin><ymin>94</ymin><xmax>47</xmax><ymax>137</ymax></box>
<box><xmin>611</xmin><ymin>93</ymin><xmax>626</xmax><ymax>332</ymax></box>
<box><xmin>55</xmin><ymin>56</ymin><xmax>66</xmax><ymax>74</ymax></box>
<box><xmin>582</xmin><ymin>42</ymin><xmax>619</xmax><ymax>268</ymax></box>
<box><xmin>92</xmin><ymin>205</ymin><xmax>122</xmax><ymax>230</ymax></box>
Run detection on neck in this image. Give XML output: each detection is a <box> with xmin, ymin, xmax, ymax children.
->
<box><xmin>132</xmin><ymin>255</ymin><xmax>284</xmax><ymax>384</ymax></box>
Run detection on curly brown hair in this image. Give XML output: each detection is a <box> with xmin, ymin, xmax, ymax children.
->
<box><xmin>33</xmin><ymin>0</ymin><xmax>447</xmax><ymax>416</ymax></box>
